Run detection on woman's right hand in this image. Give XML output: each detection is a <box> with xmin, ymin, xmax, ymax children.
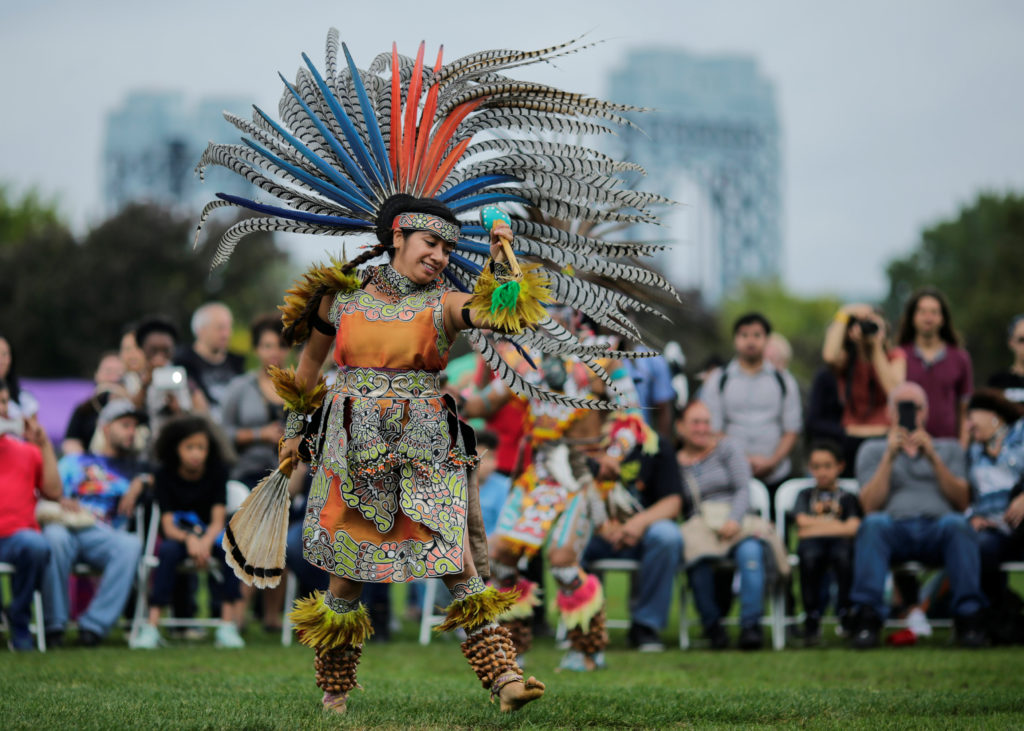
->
<box><xmin>279</xmin><ymin>436</ymin><xmax>302</xmax><ymax>469</ymax></box>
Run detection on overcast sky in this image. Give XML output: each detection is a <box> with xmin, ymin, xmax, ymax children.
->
<box><xmin>3</xmin><ymin>0</ymin><xmax>1023</xmax><ymax>299</ymax></box>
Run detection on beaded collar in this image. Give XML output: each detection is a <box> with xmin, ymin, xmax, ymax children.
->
<box><xmin>367</xmin><ymin>263</ymin><xmax>441</xmax><ymax>302</ymax></box>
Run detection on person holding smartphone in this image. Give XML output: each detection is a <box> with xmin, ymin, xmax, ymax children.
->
<box><xmin>847</xmin><ymin>382</ymin><xmax>988</xmax><ymax>648</ymax></box>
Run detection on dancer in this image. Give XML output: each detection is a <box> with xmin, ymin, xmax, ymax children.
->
<box><xmin>196</xmin><ymin>31</ymin><xmax>672</xmax><ymax>714</ymax></box>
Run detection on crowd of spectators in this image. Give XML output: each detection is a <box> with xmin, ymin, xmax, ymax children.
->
<box><xmin>2</xmin><ymin>286</ymin><xmax>1023</xmax><ymax>653</ymax></box>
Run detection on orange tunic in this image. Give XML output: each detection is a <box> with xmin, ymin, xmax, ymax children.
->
<box><xmin>301</xmin><ymin>277</ymin><xmax>474</xmax><ymax>582</ymax></box>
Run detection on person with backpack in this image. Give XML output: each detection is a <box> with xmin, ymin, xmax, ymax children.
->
<box><xmin>700</xmin><ymin>312</ymin><xmax>802</xmax><ymax>506</ymax></box>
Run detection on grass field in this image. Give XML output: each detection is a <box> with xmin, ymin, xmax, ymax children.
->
<box><xmin>3</xmin><ymin>576</ymin><xmax>1024</xmax><ymax>729</ymax></box>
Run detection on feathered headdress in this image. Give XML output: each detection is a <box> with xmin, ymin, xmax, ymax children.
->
<box><xmin>195</xmin><ymin>30</ymin><xmax>675</xmax><ymax>410</ymax></box>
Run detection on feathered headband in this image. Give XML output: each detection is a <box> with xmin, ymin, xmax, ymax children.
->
<box><xmin>196</xmin><ymin>30</ymin><xmax>677</xmax><ymax>409</ymax></box>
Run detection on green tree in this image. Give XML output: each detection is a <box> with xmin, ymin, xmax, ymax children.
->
<box><xmin>883</xmin><ymin>192</ymin><xmax>1024</xmax><ymax>384</ymax></box>
<box><xmin>720</xmin><ymin>279</ymin><xmax>842</xmax><ymax>384</ymax></box>
<box><xmin>2</xmin><ymin>196</ymin><xmax>291</xmax><ymax>378</ymax></box>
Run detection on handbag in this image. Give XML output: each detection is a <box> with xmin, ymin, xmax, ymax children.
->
<box><xmin>678</xmin><ymin>468</ymin><xmax>789</xmax><ymax>577</ymax></box>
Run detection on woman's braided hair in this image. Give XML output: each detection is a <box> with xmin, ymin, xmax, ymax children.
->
<box><xmin>339</xmin><ymin>194</ymin><xmax>460</xmax><ymax>274</ymax></box>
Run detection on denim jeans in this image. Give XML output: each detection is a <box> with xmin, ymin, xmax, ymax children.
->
<box><xmin>688</xmin><ymin>537</ymin><xmax>765</xmax><ymax>628</ymax></box>
<box><xmin>582</xmin><ymin>519</ymin><xmax>682</xmax><ymax>631</ymax></box>
<box><xmin>149</xmin><ymin>538</ymin><xmax>240</xmax><ymax>607</ymax></box>
<box><xmin>850</xmin><ymin>513</ymin><xmax>987</xmax><ymax>619</ymax></box>
<box><xmin>478</xmin><ymin>472</ymin><xmax>512</xmax><ymax>537</ymax></box>
<box><xmin>0</xmin><ymin>529</ymin><xmax>51</xmax><ymax>632</ymax></box>
<box><xmin>41</xmin><ymin>522</ymin><xmax>141</xmax><ymax>636</ymax></box>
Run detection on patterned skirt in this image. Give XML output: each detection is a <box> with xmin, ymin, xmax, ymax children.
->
<box><xmin>302</xmin><ymin>367</ymin><xmax>476</xmax><ymax>582</ymax></box>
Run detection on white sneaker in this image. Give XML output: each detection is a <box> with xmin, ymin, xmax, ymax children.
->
<box><xmin>215</xmin><ymin>623</ymin><xmax>246</xmax><ymax>649</ymax></box>
<box><xmin>131</xmin><ymin>624</ymin><xmax>164</xmax><ymax>650</ymax></box>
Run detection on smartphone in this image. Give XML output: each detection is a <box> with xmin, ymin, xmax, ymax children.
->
<box><xmin>896</xmin><ymin>400</ymin><xmax>917</xmax><ymax>431</ymax></box>
<box><xmin>151</xmin><ymin>366</ymin><xmax>187</xmax><ymax>391</ymax></box>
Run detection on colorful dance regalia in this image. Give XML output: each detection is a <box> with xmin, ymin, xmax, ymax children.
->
<box><xmin>195</xmin><ymin>29</ymin><xmax>675</xmax><ymax>713</ymax></box>
<box><xmin>303</xmin><ymin>266</ymin><xmax>477</xmax><ymax>583</ymax></box>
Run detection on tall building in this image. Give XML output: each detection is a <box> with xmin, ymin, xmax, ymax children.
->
<box><xmin>103</xmin><ymin>91</ymin><xmax>254</xmax><ymax>214</ymax></box>
<box><xmin>608</xmin><ymin>49</ymin><xmax>782</xmax><ymax>302</ymax></box>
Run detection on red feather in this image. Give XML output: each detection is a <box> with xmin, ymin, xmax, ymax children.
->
<box><xmin>417</xmin><ymin>99</ymin><xmax>485</xmax><ymax>195</ymax></box>
<box><xmin>411</xmin><ymin>46</ymin><xmax>445</xmax><ymax>195</ymax></box>
<box><xmin>400</xmin><ymin>42</ymin><xmax>425</xmax><ymax>189</ymax></box>
<box><xmin>389</xmin><ymin>43</ymin><xmax>401</xmax><ymax>179</ymax></box>
<box><xmin>423</xmin><ymin>137</ymin><xmax>473</xmax><ymax>198</ymax></box>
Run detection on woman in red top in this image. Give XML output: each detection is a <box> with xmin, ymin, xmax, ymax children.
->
<box><xmin>822</xmin><ymin>304</ymin><xmax>906</xmax><ymax>474</ymax></box>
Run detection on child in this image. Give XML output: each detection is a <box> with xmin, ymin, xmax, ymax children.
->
<box><xmin>794</xmin><ymin>440</ymin><xmax>862</xmax><ymax>645</ymax></box>
<box><xmin>133</xmin><ymin>415</ymin><xmax>245</xmax><ymax>649</ymax></box>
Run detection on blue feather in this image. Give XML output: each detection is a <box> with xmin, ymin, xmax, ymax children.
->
<box><xmin>301</xmin><ymin>53</ymin><xmax>387</xmax><ymax>192</ymax></box>
<box><xmin>444</xmin><ymin>268</ymin><xmax>470</xmax><ymax>292</ymax></box>
<box><xmin>459</xmin><ymin>225</ymin><xmax>489</xmax><ymax>237</ymax></box>
<box><xmin>508</xmin><ymin>339</ymin><xmax>538</xmax><ymax>370</ymax></box>
<box><xmin>449</xmin><ymin>193</ymin><xmax>532</xmax><ymax>213</ymax></box>
<box><xmin>449</xmin><ymin>252</ymin><xmax>483</xmax><ymax>275</ymax></box>
<box><xmin>241</xmin><ymin>137</ymin><xmax>374</xmax><ymax>215</ymax></box>
<box><xmin>278</xmin><ymin>74</ymin><xmax>377</xmax><ymax>200</ymax></box>
<box><xmin>215</xmin><ymin>193</ymin><xmax>374</xmax><ymax>229</ymax></box>
<box><xmin>436</xmin><ymin>174</ymin><xmax>520</xmax><ymax>203</ymax></box>
<box><xmin>455</xmin><ymin>239</ymin><xmax>526</xmax><ymax>258</ymax></box>
<box><xmin>341</xmin><ymin>43</ymin><xmax>393</xmax><ymax>187</ymax></box>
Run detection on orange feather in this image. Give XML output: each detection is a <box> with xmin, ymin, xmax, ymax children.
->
<box><xmin>400</xmin><ymin>41</ymin><xmax>425</xmax><ymax>189</ymax></box>
<box><xmin>411</xmin><ymin>46</ymin><xmax>445</xmax><ymax>195</ymax></box>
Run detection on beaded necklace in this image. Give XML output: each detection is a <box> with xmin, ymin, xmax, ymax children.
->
<box><xmin>368</xmin><ymin>263</ymin><xmax>440</xmax><ymax>302</ymax></box>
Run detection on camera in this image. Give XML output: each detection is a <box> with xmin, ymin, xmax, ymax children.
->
<box><xmin>151</xmin><ymin>366</ymin><xmax>187</xmax><ymax>391</ymax></box>
<box><xmin>851</xmin><ymin>317</ymin><xmax>879</xmax><ymax>336</ymax></box>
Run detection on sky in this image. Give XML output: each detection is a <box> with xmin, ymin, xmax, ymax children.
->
<box><xmin>2</xmin><ymin>0</ymin><xmax>1023</xmax><ymax>300</ymax></box>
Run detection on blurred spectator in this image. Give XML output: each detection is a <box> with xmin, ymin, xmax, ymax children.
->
<box><xmin>0</xmin><ymin>377</ymin><xmax>61</xmax><ymax>651</ymax></box>
<box><xmin>0</xmin><ymin>333</ymin><xmax>39</xmax><ymax>437</ymax></box>
<box><xmin>623</xmin><ymin>345</ymin><xmax>676</xmax><ymax>439</ymax></box>
<box><xmin>582</xmin><ymin>417</ymin><xmax>683</xmax><ymax>652</ymax></box>
<box><xmin>285</xmin><ymin>466</ymin><xmax>329</xmax><ymax>600</ymax></box>
<box><xmin>675</xmin><ymin>400</ymin><xmax>766</xmax><ymax>650</ymax></box>
<box><xmin>175</xmin><ymin>302</ymin><xmax>244</xmax><ymax>424</ymax></box>
<box><xmin>805</xmin><ymin>366</ymin><xmax>844</xmax><ymax>446</ymax></box>
<box><xmin>119</xmin><ymin>326</ymin><xmax>147</xmax><ymax>399</ymax></box>
<box><xmin>896</xmin><ymin>288</ymin><xmax>972</xmax><ymax>443</ymax></box>
<box><xmin>221</xmin><ymin>314</ymin><xmax>287</xmax><ymax>488</ymax></box>
<box><xmin>986</xmin><ymin>314</ymin><xmax>1024</xmax><ymax>403</ymax></box>
<box><xmin>793</xmin><ymin>440</ymin><xmax>862</xmax><ymax>644</ymax></box>
<box><xmin>475</xmin><ymin>430</ymin><xmax>506</xmax><ymax>535</ymax></box>
<box><xmin>134</xmin><ymin>317</ymin><xmax>209</xmax><ymax>442</ymax></box>
<box><xmin>701</xmin><ymin>313</ymin><xmax>802</xmax><ymax>499</ymax></box>
<box><xmin>823</xmin><ymin>304</ymin><xmax>906</xmax><ymax>474</ymax></box>
<box><xmin>42</xmin><ymin>399</ymin><xmax>146</xmax><ymax>647</ymax></box>
<box><xmin>133</xmin><ymin>415</ymin><xmax>244</xmax><ymax>649</ymax></box>
<box><xmin>61</xmin><ymin>351</ymin><xmax>129</xmax><ymax>455</ymax></box>
<box><xmin>765</xmin><ymin>332</ymin><xmax>792</xmax><ymax>373</ymax></box>
<box><xmin>849</xmin><ymin>382</ymin><xmax>987</xmax><ymax>648</ymax></box>
<box><xmin>964</xmin><ymin>389</ymin><xmax>1024</xmax><ymax>605</ymax></box>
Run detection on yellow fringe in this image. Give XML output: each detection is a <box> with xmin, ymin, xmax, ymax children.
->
<box><xmin>288</xmin><ymin>591</ymin><xmax>373</xmax><ymax>650</ymax></box>
<box><xmin>560</xmin><ymin>581</ymin><xmax>605</xmax><ymax>632</ymax></box>
<box><xmin>436</xmin><ymin>587</ymin><xmax>520</xmax><ymax>633</ymax></box>
<box><xmin>468</xmin><ymin>261</ymin><xmax>553</xmax><ymax>334</ymax></box>
<box><xmin>268</xmin><ymin>366</ymin><xmax>327</xmax><ymax>414</ymax></box>
<box><xmin>279</xmin><ymin>256</ymin><xmax>362</xmax><ymax>343</ymax></box>
<box><xmin>498</xmin><ymin>584</ymin><xmax>541</xmax><ymax>622</ymax></box>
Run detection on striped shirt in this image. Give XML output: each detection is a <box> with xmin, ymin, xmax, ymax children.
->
<box><xmin>681</xmin><ymin>436</ymin><xmax>752</xmax><ymax>523</ymax></box>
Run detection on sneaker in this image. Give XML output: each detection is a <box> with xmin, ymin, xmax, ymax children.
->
<box><xmin>557</xmin><ymin>649</ymin><xmax>588</xmax><ymax>671</ymax></box>
<box><xmin>954</xmin><ymin>611</ymin><xmax>989</xmax><ymax>649</ymax></box>
<box><xmin>705</xmin><ymin>622</ymin><xmax>729</xmax><ymax>650</ymax></box>
<box><xmin>215</xmin><ymin>622</ymin><xmax>246</xmax><ymax>649</ymax></box>
<box><xmin>850</xmin><ymin>606</ymin><xmax>882</xmax><ymax>650</ymax></box>
<box><xmin>738</xmin><ymin>624</ymin><xmax>763</xmax><ymax>651</ymax></box>
<box><xmin>45</xmin><ymin>630</ymin><xmax>65</xmax><ymax>649</ymax></box>
<box><xmin>77</xmin><ymin>629</ymin><xmax>102</xmax><ymax>648</ymax></box>
<box><xmin>8</xmin><ymin>625</ymin><xmax>36</xmax><ymax>652</ymax></box>
<box><xmin>627</xmin><ymin>623</ymin><xmax>665</xmax><ymax>652</ymax></box>
<box><xmin>131</xmin><ymin>624</ymin><xmax>163</xmax><ymax>649</ymax></box>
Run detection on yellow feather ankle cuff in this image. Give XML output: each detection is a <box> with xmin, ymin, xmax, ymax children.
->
<box><xmin>289</xmin><ymin>592</ymin><xmax>373</xmax><ymax>649</ymax></box>
<box><xmin>436</xmin><ymin>587</ymin><xmax>520</xmax><ymax>633</ymax></box>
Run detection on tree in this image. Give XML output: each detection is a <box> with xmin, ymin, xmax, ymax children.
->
<box><xmin>2</xmin><ymin>196</ymin><xmax>291</xmax><ymax>378</ymax></box>
<box><xmin>883</xmin><ymin>192</ymin><xmax>1024</xmax><ymax>384</ymax></box>
<box><xmin>719</xmin><ymin>279</ymin><xmax>842</xmax><ymax>384</ymax></box>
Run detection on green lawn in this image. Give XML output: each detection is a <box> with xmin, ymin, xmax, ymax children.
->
<box><xmin>4</xmin><ymin>575</ymin><xmax>1023</xmax><ymax>729</ymax></box>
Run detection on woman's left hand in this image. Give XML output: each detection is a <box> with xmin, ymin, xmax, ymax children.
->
<box><xmin>489</xmin><ymin>223</ymin><xmax>513</xmax><ymax>262</ymax></box>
